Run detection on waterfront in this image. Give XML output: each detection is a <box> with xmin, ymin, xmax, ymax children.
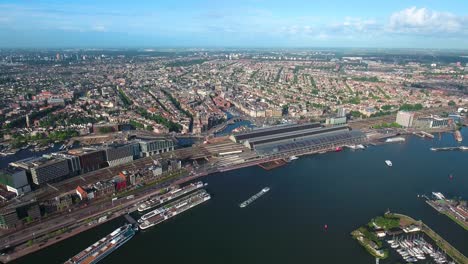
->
<box><xmin>11</xmin><ymin>129</ymin><xmax>468</xmax><ymax>264</ymax></box>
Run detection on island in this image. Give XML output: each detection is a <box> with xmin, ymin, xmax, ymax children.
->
<box><xmin>351</xmin><ymin>212</ymin><xmax>468</xmax><ymax>264</ymax></box>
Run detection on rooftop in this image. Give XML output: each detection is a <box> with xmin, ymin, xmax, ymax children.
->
<box><xmin>234</xmin><ymin>122</ymin><xmax>322</xmax><ymax>142</ymax></box>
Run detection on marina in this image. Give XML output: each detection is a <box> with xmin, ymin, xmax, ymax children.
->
<box><xmin>239</xmin><ymin>187</ymin><xmax>270</xmax><ymax>208</ymax></box>
<box><xmin>389</xmin><ymin>235</ymin><xmax>454</xmax><ymax>263</ymax></box>
<box><xmin>352</xmin><ymin>212</ymin><xmax>466</xmax><ymax>264</ymax></box>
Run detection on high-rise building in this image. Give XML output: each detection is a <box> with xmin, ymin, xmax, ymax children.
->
<box><xmin>337</xmin><ymin>107</ymin><xmax>347</xmax><ymax>117</ymax></box>
<box><xmin>138</xmin><ymin>139</ymin><xmax>175</xmax><ymax>157</ymax></box>
<box><xmin>30</xmin><ymin>158</ymin><xmax>70</xmax><ymax>185</ymax></box>
<box><xmin>10</xmin><ymin>157</ymin><xmax>70</xmax><ymax>185</ymax></box>
<box><xmin>0</xmin><ymin>168</ymin><xmax>31</xmax><ymax>195</ymax></box>
<box><xmin>104</xmin><ymin>144</ymin><xmax>134</xmax><ymax>167</ymax></box>
<box><xmin>68</xmin><ymin>149</ymin><xmax>107</xmax><ymax>173</ymax></box>
<box><xmin>396</xmin><ymin>111</ymin><xmax>414</xmax><ymax>128</ymax></box>
<box><xmin>52</xmin><ymin>153</ymin><xmax>81</xmax><ymax>176</ymax></box>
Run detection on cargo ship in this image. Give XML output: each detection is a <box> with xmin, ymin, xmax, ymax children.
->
<box><xmin>240</xmin><ymin>187</ymin><xmax>270</xmax><ymax>208</ymax></box>
<box><xmin>137</xmin><ymin>181</ymin><xmax>205</xmax><ymax>212</ymax></box>
<box><xmin>65</xmin><ymin>224</ymin><xmax>135</xmax><ymax>264</ymax></box>
<box><xmin>454</xmin><ymin>130</ymin><xmax>462</xmax><ymax>143</ymax></box>
<box><xmin>139</xmin><ymin>189</ymin><xmax>211</xmax><ymax>230</ymax></box>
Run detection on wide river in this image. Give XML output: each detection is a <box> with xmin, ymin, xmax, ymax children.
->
<box><xmin>12</xmin><ymin>129</ymin><xmax>468</xmax><ymax>264</ymax></box>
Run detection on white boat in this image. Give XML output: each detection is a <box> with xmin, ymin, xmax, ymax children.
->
<box><xmin>288</xmin><ymin>156</ymin><xmax>299</xmax><ymax>162</ymax></box>
<box><xmin>385</xmin><ymin>137</ymin><xmax>405</xmax><ymax>143</ymax></box>
<box><xmin>385</xmin><ymin>160</ymin><xmax>392</xmax><ymax>167</ymax></box>
<box><xmin>348</xmin><ymin>144</ymin><xmax>365</xmax><ymax>150</ymax></box>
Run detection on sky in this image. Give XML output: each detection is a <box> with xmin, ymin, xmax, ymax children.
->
<box><xmin>0</xmin><ymin>0</ymin><xmax>467</xmax><ymax>49</ymax></box>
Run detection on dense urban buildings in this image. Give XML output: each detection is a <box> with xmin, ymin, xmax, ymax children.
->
<box><xmin>0</xmin><ymin>48</ymin><xmax>466</xmax><ymax>263</ymax></box>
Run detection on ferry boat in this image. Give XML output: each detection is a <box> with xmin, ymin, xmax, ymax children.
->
<box><xmin>240</xmin><ymin>187</ymin><xmax>270</xmax><ymax>208</ymax></box>
<box><xmin>65</xmin><ymin>224</ymin><xmax>135</xmax><ymax>264</ymax></box>
<box><xmin>385</xmin><ymin>160</ymin><xmax>393</xmax><ymax>167</ymax></box>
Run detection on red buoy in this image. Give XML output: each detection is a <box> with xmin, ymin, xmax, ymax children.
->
<box><xmin>324</xmin><ymin>224</ymin><xmax>328</xmax><ymax>230</ymax></box>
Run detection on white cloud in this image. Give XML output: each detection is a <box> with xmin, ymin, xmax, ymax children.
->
<box><xmin>91</xmin><ymin>25</ymin><xmax>107</xmax><ymax>32</ymax></box>
<box><xmin>342</xmin><ymin>17</ymin><xmax>378</xmax><ymax>32</ymax></box>
<box><xmin>389</xmin><ymin>7</ymin><xmax>468</xmax><ymax>35</ymax></box>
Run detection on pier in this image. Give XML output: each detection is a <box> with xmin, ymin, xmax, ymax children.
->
<box><xmin>124</xmin><ymin>214</ymin><xmax>137</xmax><ymax>225</ymax></box>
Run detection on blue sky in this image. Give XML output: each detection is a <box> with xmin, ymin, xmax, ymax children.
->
<box><xmin>0</xmin><ymin>0</ymin><xmax>467</xmax><ymax>48</ymax></box>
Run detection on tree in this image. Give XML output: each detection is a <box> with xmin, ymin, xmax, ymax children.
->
<box><xmin>448</xmin><ymin>100</ymin><xmax>456</xmax><ymax>106</ymax></box>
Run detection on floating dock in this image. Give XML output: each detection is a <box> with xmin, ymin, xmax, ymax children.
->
<box><xmin>258</xmin><ymin>159</ymin><xmax>286</xmax><ymax>170</ymax></box>
<box><xmin>124</xmin><ymin>214</ymin><xmax>137</xmax><ymax>225</ymax></box>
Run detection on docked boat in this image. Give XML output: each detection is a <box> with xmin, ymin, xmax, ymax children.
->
<box><xmin>334</xmin><ymin>147</ymin><xmax>343</xmax><ymax>152</ymax></box>
<box><xmin>348</xmin><ymin>144</ymin><xmax>365</xmax><ymax>150</ymax></box>
<box><xmin>454</xmin><ymin>130</ymin><xmax>462</xmax><ymax>142</ymax></box>
<box><xmin>288</xmin><ymin>156</ymin><xmax>299</xmax><ymax>162</ymax></box>
<box><xmin>385</xmin><ymin>160</ymin><xmax>392</xmax><ymax>167</ymax></box>
<box><xmin>138</xmin><ymin>207</ymin><xmax>166</xmax><ymax>223</ymax></box>
<box><xmin>385</xmin><ymin>137</ymin><xmax>405</xmax><ymax>143</ymax></box>
<box><xmin>65</xmin><ymin>224</ymin><xmax>135</xmax><ymax>264</ymax></box>
<box><xmin>139</xmin><ymin>190</ymin><xmax>210</xmax><ymax>230</ymax></box>
<box><xmin>137</xmin><ymin>181</ymin><xmax>205</xmax><ymax>212</ymax></box>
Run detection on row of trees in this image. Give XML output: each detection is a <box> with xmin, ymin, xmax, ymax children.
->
<box><xmin>117</xmin><ymin>87</ymin><xmax>133</xmax><ymax>106</ymax></box>
<box><xmin>11</xmin><ymin>129</ymin><xmax>79</xmax><ymax>148</ymax></box>
<box><xmin>137</xmin><ymin>108</ymin><xmax>182</xmax><ymax>132</ymax></box>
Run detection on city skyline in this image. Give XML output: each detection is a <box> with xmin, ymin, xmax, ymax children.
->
<box><xmin>0</xmin><ymin>0</ymin><xmax>468</xmax><ymax>49</ymax></box>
